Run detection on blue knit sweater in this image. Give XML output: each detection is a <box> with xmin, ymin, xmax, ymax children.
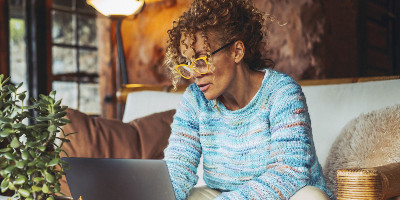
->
<box><xmin>164</xmin><ymin>70</ymin><xmax>333</xmax><ymax>200</ymax></box>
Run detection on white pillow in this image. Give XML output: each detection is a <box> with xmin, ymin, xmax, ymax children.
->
<box><xmin>123</xmin><ymin>91</ymin><xmax>183</xmax><ymax>123</ymax></box>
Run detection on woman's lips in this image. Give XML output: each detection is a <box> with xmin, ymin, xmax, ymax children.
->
<box><xmin>198</xmin><ymin>84</ymin><xmax>210</xmax><ymax>92</ymax></box>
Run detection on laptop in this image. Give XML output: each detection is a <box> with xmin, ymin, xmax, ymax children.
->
<box><xmin>62</xmin><ymin>157</ymin><xmax>176</xmax><ymax>200</ymax></box>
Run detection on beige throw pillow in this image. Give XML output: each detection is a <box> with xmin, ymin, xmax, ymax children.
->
<box><xmin>323</xmin><ymin>104</ymin><xmax>400</xmax><ymax>196</ymax></box>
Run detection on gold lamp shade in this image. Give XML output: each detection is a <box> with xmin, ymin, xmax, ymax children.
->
<box><xmin>87</xmin><ymin>0</ymin><xmax>145</xmax><ymax>17</ymax></box>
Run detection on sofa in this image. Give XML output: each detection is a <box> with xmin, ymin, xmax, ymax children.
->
<box><xmin>60</xmin><ymin>75</ymin><xmax>400</xmax><ymax>199</ymax></box>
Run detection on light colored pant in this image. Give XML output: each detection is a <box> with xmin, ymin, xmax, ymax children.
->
<box><xmin>187</xmin><ymin>185</ymin><xmax>331</xmax><ymax>200</ymax></box>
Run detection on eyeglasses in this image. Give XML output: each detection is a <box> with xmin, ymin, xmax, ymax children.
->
<box><xmin>174</xmin><ymin>41</ymin><xmax>235</xmax><ymax>79</ymax></box>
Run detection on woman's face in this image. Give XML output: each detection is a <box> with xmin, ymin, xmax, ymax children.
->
<box><xmin>179</xmin><ymin>32</ymin><xmax>237</xmax><ymax>100</ymax></box>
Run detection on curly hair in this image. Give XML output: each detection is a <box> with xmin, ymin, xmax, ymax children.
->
<box><xmin>165</xmin><ymin>0</ymin><xmax>274</xmax><ymax>87</ymax></box>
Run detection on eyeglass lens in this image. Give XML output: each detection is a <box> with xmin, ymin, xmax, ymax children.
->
<box><xmin>194</xmin><ymin>59</ymin><xmax>207</xmax><ymax>73</ymax></box>
<box><xmin>177</xmin><ymin>65</ymin><xmax>192</xmax><ymax>78</ymax></box>
<box><xmin>177</xmin><ymin>58</ymin><xmax>208</xmax><ymax>78</ymax></box>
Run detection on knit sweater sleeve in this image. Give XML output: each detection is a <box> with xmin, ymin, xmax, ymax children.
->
<box><xmin>215</xmin><ymin>79</ymin><xmax>314</xmax><ymax>200</ymax></box>
<box><xmin>163</xmin><ymin>85</ymin><xmax>202</xmax><ymax>200</ymax></box>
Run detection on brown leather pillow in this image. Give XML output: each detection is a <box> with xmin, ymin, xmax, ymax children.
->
<box><xmin>59</xmin><ymin>108</ymin><xmax>175</xmax><ymax>197</ymax></box>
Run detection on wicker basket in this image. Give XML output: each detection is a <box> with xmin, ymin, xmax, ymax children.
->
<box><xmin>336</xmin><ymin>163</ymin><xmax>400</xmax><ymax>200</ymax></box>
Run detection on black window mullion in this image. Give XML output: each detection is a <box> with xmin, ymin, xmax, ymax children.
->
<box><xmin>0</xmin><ymin>0</ymin><xmax>10</xmax><ymax>77</ymax></box>
<box><xmin>25</xmin><ymin>0</ymin><xmax>49</xmax><ymax>103</ymax></box>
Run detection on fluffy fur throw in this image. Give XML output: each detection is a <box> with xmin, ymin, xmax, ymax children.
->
<box><xmin>323</xmin><ymin>104</ymin><xmax>400</xmax><ymax>196</ymax></box>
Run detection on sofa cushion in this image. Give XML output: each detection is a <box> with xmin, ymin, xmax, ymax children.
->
<box><xmin>302</xmin><ymin>79</ymin><xmax>400</xmax><ymax>166</ymax></box>
<box><xmin>323</xmin><ymin>104</ymin><xmax>400</xmax><ymax>196</ymax></box>
<box><xmin>59</xmin><ymin>108</ymin><xmax>175</xmax><ymax>196</ymax></box>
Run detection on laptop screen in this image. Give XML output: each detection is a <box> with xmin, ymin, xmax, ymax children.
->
<box><xmin>62</xmin><ymin>158</ymin><xmax>176</xmax><ymax>200</ymax></box>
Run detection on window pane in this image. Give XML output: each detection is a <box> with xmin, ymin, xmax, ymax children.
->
<box><xmin>52</xmin><ymin>46</ymin><xmax>77</xmax><ymax>74</ymax></box>
<box><xmin>78</xmin><ymin>15</ymin><xmax>97</xmax><ymax>46</ymax></box>
<box><xmin>9</xmin><ymin>18</ymin><xmax>28</xmax><ymax>105</ymax></box>
<box><xmin>52</xmin><ymin>0</ymin><xmax>74</xmax><ymax>10</ymax></box>
<box><xmin>79</xmin><ymin>49</ymin><xmax>98</xmax><ymax>73</ymax></box>
<box><xmin>52</xmin><ymin>10</ymin><xmax>75</xmax><ymax>44</ymax></box>
<box><xmin>79</xmin><ymin>83</ymin><xmax>100</xmax><ymax>114</ymax></box>
<box><xmin>53</xmin><ymin>81</ymin><xmax>78</xmax><ymax>109</ymax></box>
<box><xmin>9</xmin><ymin>18</ymin><xmax>27</xmax><ymax>84</ymax></box>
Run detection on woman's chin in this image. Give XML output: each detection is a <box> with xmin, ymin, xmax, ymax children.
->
<box><xmin>203</xmin><ymin>91</ymin><xmax>218</xmax><ymax>100</ymax></box>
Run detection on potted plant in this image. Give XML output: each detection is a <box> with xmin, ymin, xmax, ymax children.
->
<box><xmin>0</xmin><ymin>74</ymin><xmax>72</xmax><ymax>200</ymax></box>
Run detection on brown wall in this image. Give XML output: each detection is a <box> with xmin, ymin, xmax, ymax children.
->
<box><xmin>105</xmin><ymin>0</ymin><xmax>361</xmax><ymax>84</ymax></box>
<box><xmin>120</xmin><ymin>0</ymin><xmax>191</xmax><ymax>85</ymax></box>
<box><xmin>252</xmin><ymin>0</ymin><xmax>359</xmax><ymax>80</ymax></box>
<box><xmin>99</xmin><ymin>0</ymin><xmax>387</xmax><ymax>118</ymax></box>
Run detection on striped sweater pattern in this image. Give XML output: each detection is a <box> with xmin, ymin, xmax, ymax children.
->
<box><xmin>164</xmin><ymin>70</ymin><xmax>333</xmax><ymax>200</ymax></box>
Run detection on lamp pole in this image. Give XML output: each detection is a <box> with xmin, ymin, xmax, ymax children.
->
<box><xmin>110</xmin><ymin>16</ymin><xmax>128</xmax><ymax>119</ymax></box>
<box><xmin>115</xmin><ymin>17</ymin><xmax>128</xmax><ymax>86</ymax></box>
<box><xmin>86</xmin><ymin>0</ymin><xmax>145</xmax><ymax>119</ymax></box>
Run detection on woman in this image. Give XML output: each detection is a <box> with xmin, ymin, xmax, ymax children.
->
<box><xmin>163</xmin><ymin>0</ymin><xmax>333</xmax><ymax>199</ymax></box>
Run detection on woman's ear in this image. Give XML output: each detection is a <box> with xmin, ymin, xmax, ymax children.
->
<box><xmin>233</xmin><ymin>41</ymin><xmax>245</xmax><ymax>63</ymax></box>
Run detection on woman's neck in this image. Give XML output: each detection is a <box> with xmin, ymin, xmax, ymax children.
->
<box><xmin>219</xmin><ymin>68</ymin><xmax>265</xmax><ymax>111</ymax></box>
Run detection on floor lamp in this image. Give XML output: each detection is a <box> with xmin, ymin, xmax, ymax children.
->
<box><xmin>87</xmin><ymin>0</ymin><xmax>145</xmax><ymax>118</ymax></box>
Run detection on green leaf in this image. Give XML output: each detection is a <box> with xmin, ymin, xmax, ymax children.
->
<box><xmin>54</xmin><ymin>100</ymin><xmax>62</xmax><ymax>107</ymax></box>
<box><xmin>54</xmin><ymin>183</ymin><xmax>60</xmax><ymax>192</ymax></box>
<box><xmin>36</xmin><ymin>161</ymin><xmax>46</xmax><ymax>168</ymax></box>
<box><xmin>12</xmin><ymin>123</ymin><xmax>25</xmax><ymax>129</ymax></box>
<box><xmin>45</xmin><ymin>172</ymin><xmax>55</xmax><ymax>183</ymax></box>
<box><xmin>21</xmin><ymin>150</ymin><xmax>29</xmax><ymax>160</ymax></box>
<box><xmin>58</xmin><ymin>118</ymin><xmax>71</xmax><ymax>124</ymax></box>
<box><xmin>5</xmin><ymin>165</ymin><xmax>16</xmax><ymax>173</ymax></box>
<box><xmin>14</xmin><ymin>174</ymin><xmax>27</xmax><ymax>185</ymax></box>
<box><xmin>8</xmin><ymin>85</ymin><xmax>16</xmax><ymax>93</ymax></box>
<box><xmin>0</xmin><ymin>147</ymin><xmax>12</xmax><ymax>153</ymax></box>
<box><xmin>52</xmin><ymin>111</ymin><xmax>67</xmax><ymax>119</ymax></box>
<box><xmin>48</xmin><ymin>125</ymin><xmax>57</xmax><ymax>133</ymax></box>
<box><xmin>32</xmin><ymin>185</ymin><xmax>41</xmax><ymax>192</ymax></box>
<box><xmin>0</xmin><ymin>170</ymin><xmax>6</xmax><ymax>177</ymax></box>
<box><xmin>42</xmin><ymin>183</ymin><xmax>49</xmax><ymax>193</ymax></box>
<box><xmin>0</xmin><ymin>117</ymin><xmax>13</xmax><ymax>123</ymax></box>
<box><xmin>18</xmin><ymin>93</ymin><xmax>26</xmax><ymax>101</ymax></box>
<box><xmin>16</xmin><ymin>82</ymin><xmax>23</xmax><ymax>89</ymax></box>
<box><xmin>30</xmin><ymin>97</ymin><xmax>37</xmax><ymax>103</ymax></box>
<box><xmin>48</xmin><ymin>158</ymin><xmax>59</xmax><ymax>167</ymax></box>
<box><xmin>18</xmin><ymin>188</ymin><xmax>30</xmax><ymax>198</ymax></box>
<box><xmin>49</xmin><ymin>90</ymin><xmax>56</xmax><ymax>97</ymax></box>
<box><xmin>36</xmin><ymin>117</ymin><xmax>51</xmax><ymax>122</ymax></box>
<box><xmin>16</xmin><ymin>160</ymin><xmax>27</xmax><ymax>169</ymax></box>
<box><xmin>46</xmin><ymin>196</ymin><xmax>55</xmax><ymax>200</ymax></box>
<box><xmin>0</xmin><ymin>160</ymin><xmax>7</xmax><ymax>169</ymax></box>
<box><xmin>26</xmin><ymin>141</ymin><xmax>35</xmax><ymax>147</ymax></box>
<box><xmin>1</xmin><ymin>177</ymin><xmax>9</xmax><ymax>191</ymax></box>
<box><xmin>33</xmin><ymin>177</ymin><xmax>43</xmax><ymax>183</ymax></box>
<box><xmin>10</xmin><ymin>137</ymin><xmax>20</xmax><ymax>148</ymax></box>
<box><xmin>0</xmin><ymin>128</ymin><xmax>14</xmax><ymax>137</ymax></box>
<box><xmin>8</xmin><ymin>181</ymin><xmax>15</xmax><ymax>190</ymax></box>
<box><xmin>4</xmin><ymin>152</ymin><xmax>16</xmax><ymax>160</ymax></box>
<box><xmin>38</xmin><ymin>146</ymin><xmax>46</xmax><ymax>151</ymax></box>
<box><xmin>29</xmin><ymin>150</ymin><xmax>36</xmax><ymax>157</ymax></box>
<box><xmin>24</xmin><ymin>104</ymin><xmax>38</xmax><ymax>109</ymax></box>
<box><xmin>27</xmin><ymin>168</ymin><xmax>37</xmax><ymax>174</ymax></box>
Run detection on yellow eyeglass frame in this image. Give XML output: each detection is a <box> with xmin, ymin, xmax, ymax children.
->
<box><xmin>174</xmin><ymin>56</ymin><xmax>209</xmax><ymax>79</ymax></box>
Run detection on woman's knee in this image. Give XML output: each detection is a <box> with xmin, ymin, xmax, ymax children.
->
<box><xmin>290</xmin><ymin>186</ymin><xmax>331</xmax><ymax>200</ymax></box>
